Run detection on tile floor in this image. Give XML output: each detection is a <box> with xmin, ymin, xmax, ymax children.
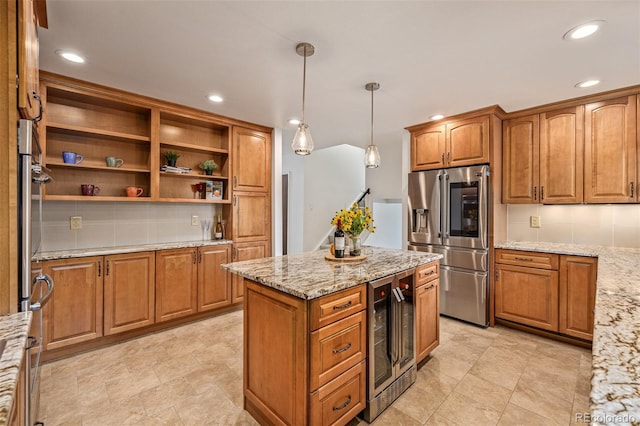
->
<box><xmin>39</xmin><ymin>312</ymin><xmax>592</xmax><ymax>425</ymax></box>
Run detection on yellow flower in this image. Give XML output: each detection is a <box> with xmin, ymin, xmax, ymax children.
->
<box><xmin>330</xmin><ymin>203</ymin><xmax>375</xmax><ymax>236</ymax></box>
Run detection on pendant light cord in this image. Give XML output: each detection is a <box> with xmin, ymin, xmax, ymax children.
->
<box><xmin>370</xmin><ymin>88</ymin><xmax>374</xmax><ymax>147</ymax></box>
<box><xmin>302</xmin><ymin>45</ymin><xmax>307</xmax><ymax>123</ymax></box>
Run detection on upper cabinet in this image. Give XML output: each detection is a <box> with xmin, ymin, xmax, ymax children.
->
<box><xmin>17</xmin><ymin>0</ymin><xmax>41</xmax><ymax>120</ymax></box>
<box><xmin>584</xmin><ymin>95</ymin><xmax>637</xmax><ymax>203</ymax></box>
<box><xmin>408</xmin><ymin>106</ymin><xmax>503</xmax><ymax>172</ymax></box>
<box><xmin>502</xmin><ymin>88</ymin><xmax>639</xmax><ymax>205</ymax></box>
<box><xmin>232</xmin><ymin>127</ymin><xmax>271</xmax><ymax>192</ymax></box>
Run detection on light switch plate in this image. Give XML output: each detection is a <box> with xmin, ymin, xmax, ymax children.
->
<box><xmin>70</xmin><ymin>216</ymin><xmax>82</xmax><ymax>230</ymax></box>
<box><xmin>530</xmin><ymin>216</ymin><xmax>541</xmax><ymax>228</ymax></box>
<box><xmin>191</xmin><ymin>215</ymin><xmax>199</xmax><ymax>226</ymax></box>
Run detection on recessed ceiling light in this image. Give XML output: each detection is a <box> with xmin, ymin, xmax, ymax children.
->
<box><xmin>288</xmin><ymin>118</ymin><xmax>301</xmax><ymax>125</ymax></box>
<box><xmin>563</xmin><ymin>20</ymin><xmax>604</xmax><ymax>40</ymax></box>
<box><xmin>430</xmin><ymin>114</ymin><xmax>444</xmax><ymax>120</ymax></box>
<box><xmin>55</xmin><ymin>49</ymin><xmax>85</xmax><ymax>63</ymax></box>
<box><xmin>207</xmin><ymin>94</ymin><xmax>223</xmax><ymax>103</ymax></box>
<box><xmin>575</xmin><ymin>79</ymin><xmax>601</xmax><ymax>88</ymax></box>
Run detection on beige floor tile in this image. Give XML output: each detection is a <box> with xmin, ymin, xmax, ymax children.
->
<box><xmin>423</xmin><ymin>350</ymin><xmax>474</xmax><ymax>381</ymax></box>
<box><xmin>139</xmin><ymin>377</ymin><xmax>197</xmax><ymax>416</ymax></box>
<box><xmin>510</xmin><ymin>378</ymin><xmax>574</xmax><ymax>424</ymax></box>
<box><xmin>435</xmin><ymin>391</ymin><xmax>503</xmax><ymax>425</ymax></box>
<box><xmin>105</xmin><ymin>365</ymin><xmax>161</xmax><ymax>403</ymax></box>
<box><xmin>453</xmin><ymin>372</ymin><xmax>513</xmax><ymax>413</ymax></box>
<box><xmin>425</xmin><ymin>412</ymin><xmax>462</xmax><ymax>425</ymax></box>
<box><xmin>369</xmin><ymin>405</ymin><xmax>424</xmax><ymax>425</ymax></box>
<box><xmin>498</xmin><ymin>402</ymin><xmax>564</xmax><ymax>426</ymax></box>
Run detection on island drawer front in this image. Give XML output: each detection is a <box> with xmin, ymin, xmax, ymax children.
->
<box><xmin>310</xmin><ymin>310</ymin><xmax>366</xmax><ymax>390</ymax></box>
<box><xmin>495</xmin><ymin>249</ymin><xmax>559</xmax><ymax>270</ymax></box>
<box><xmin>310</xmin><ymin>285</ymin><xmax>366</xmax><ymax>330</ymax></box>
<box><xmin>309</xmin><ymin>360</ymin><xmax>366</xmax><ymax>426</ymax></box>
<box><xmin>416</xmin><ymin>261</ymin><xmax>439</xmax><ymax>287</ymax></box>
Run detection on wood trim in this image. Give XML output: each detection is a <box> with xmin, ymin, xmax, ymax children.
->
<box><xmin>34</xmin><ymin>0</ymin><xmax>47</xmax><ymax>28</ymax></box>
<box><xmin>495</xmin><ymin>318</ymin><xmax>591</xmax><ymax>349</ymax></box>
<box><xmin>0</xmin><ymin>0</ymin><xmax>19</xmax><ymax>314</ymax></box>
<box><xmin>405</xmin><ymin>104</ymin><xmax>506</xmax><ymax>132</ymax></box>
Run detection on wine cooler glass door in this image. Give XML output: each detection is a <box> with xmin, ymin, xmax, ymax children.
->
<box><xmin>369</xmin><ymin>278</ymin><xmax>394</xmax><ymax>398</ymax></box>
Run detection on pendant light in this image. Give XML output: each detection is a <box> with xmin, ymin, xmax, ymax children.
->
<box><xmin>364</xmin><ymin>82</ymin><xmax>381</xmax><ymax>168</ymax></box>
<box><xmin>291</xmin><ymin>42</ymin><xmax>315</xmax><ymax>155</ymax></box>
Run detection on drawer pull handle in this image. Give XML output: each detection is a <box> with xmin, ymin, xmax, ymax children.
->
<box><xmin>333</xmin><ymin>342</ymin><xmax>352</xmax><ymax>354</ymax></box>
<box><xmin>332</xmin><ymin>395</ymin><xmax>352</xmax><ymax>411</ymax></box>
<box><xmin>333</xmin><ymin>300</ymin><xmax>352</xmax><ymax>310</ymax></box>
<box><xmin>514</xmin><ymin>257</ymin><xmax>533</xmax><ymax>262</ymax></box>
<box><xmin>423</xmin><ymin>270</ymin><xmax>435</xmax><ymax>276</ymax></box>
<box><xmin>425</xmin><ymin>284</ymin><xmax>435</xmax><ymax>290</ymax></box>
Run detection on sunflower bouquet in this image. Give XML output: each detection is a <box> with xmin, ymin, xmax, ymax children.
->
<box><xmin>331</xmin><ymin>203</ymin><xmax>375</xmax><ymax>237</ymax></box>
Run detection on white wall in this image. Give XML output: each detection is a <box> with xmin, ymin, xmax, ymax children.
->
<box><xmin>282</xmin><ymin>134</ymin><xmax>305</xmax><ymax>254</ymax></box>
<box><xmin>303</xmin><ymin>144</ymin><xmax>366</xmax><ymax>251</ymax></box>
<box><xmin>507</xmin><ymin>204</ymin><xmax>640</xmax><ymax>248</ymax></box>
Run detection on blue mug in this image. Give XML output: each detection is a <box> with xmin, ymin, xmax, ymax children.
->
<box><xmin>62</xmin><ymin>151</ymin><xmax>83</xmax><ymax>164</ymax></box>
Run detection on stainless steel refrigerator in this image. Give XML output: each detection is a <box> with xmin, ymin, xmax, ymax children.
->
<box><xmin>408</xmin><ymin>164</ymin><xmax>490</xmax><ymax>326</ymax></box>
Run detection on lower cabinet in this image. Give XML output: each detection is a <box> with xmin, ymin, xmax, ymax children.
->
<box><xmin>155</xmin><ymin>248</ymin><xmax>198</xmax><ymax>322</ymax></box>
<box><xmin>243</xmin><ymin>280</ymin><xmax>366</xmax><ymax>426</ymax></box>
<box><xmin>104</xmin><ymin>251</ymin><xmax>155</xmax><ymax>335</ymax></box>
<box><xmin>198</xmin><ymin>245</ymin><xmax>232</xmax><ymax>312</ymax></box>
<box><xmin>231</xmin><ymin>241</ymin><xmax>269</xmax><ymax>303</ymax></box>
<box><xmin>42</xmin><ymin>256</ymin><xmax>103</xmax><ymax>351</ymax></box>
<box><xmin>495</xmin><ymin>249</ymin><xmax>597</xmax><ymax>341</ymax></box>
<box><xmin>415</xmin><ymin>261</ymin><xmax>440</xmax><ymax>363</ymax></box>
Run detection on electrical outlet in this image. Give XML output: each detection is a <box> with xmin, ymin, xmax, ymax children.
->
<box><xmin>530</xmin><ymin>215</ymin><xmax>541</xmax><ymax>228</ymax></box>
<box><xmin>70</xmin><ymin>216</ymin><xmax>83</xmax><ymax>230</ymax></box>
<box><xmin>191</xmin><ymin>215</ymin><xmax>199</xmax><ymax>226</ymax></box>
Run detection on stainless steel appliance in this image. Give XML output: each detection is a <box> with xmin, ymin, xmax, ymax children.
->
<box><xmin>18</xmin><ymin>118</ymin><xmax>54</xmax><ymax>425</ymax></box>
<box><xmin>362</xmin><ymin>269</ymin><xmax>416</xmax><ymax>422</ymax></box>
<box><xmin>408</xmin><ymin>164</ymin><xmax>489</xmax><ymax>326</ymax></box>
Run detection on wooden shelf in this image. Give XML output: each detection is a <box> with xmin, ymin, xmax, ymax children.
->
<box><xmin>160</xmin><ymin>141</ymin><xmax>228</xmax><ymax>154</ymax></box>
<box><xmin>159</xmin><ymin>171</ymin><xmax>228</xmax><ymax>180</ymax></box>
<box><xmin>47</xmin><ymin>122</ymin><xmax>150</xmax><ymax>143</ymax></box>
<box><xmin>48</xmin><ymin>161</ymin><xmax>150</xmax><ymax>174</ymax></box>
<box><xmin>157</xmin><ymin>198</ymin><xmax>231</xmax><ymax>204</ymax></box>
<box><xmin>43</xmin><ymin>195</ymin><xmax>152</xmax><ymax>202</ymax></box>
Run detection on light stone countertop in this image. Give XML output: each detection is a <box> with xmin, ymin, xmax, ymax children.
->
<box><xmin>495</xmin><ymin>241</ymin><xmax>640</xmax><ymax>426</ymax></box>
<box><xmin>32</xmin><ymin>240</ymin><xmax>233</xmax><ymax>262</ymax></box>
<box><xmin>222</xmin><ymin>246</ymin><xmax>443</xmax><ymax>300</ymax></box>
<box><xmin>0</xmin><ymin>312</ymin><xmax>31</xmax><ymax>425</ymax></box>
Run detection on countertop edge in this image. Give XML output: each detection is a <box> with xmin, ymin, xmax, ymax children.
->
<box><xmin>0</xmin><ymin>312</ymin><xmax>32</xmax><ymax>426</ymax></box>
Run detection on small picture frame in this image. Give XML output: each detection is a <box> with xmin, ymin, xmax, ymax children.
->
<box><xmin>206</xmin><ymin>181</ymin><xmax>223</xmax><ymax>200</ymax></box>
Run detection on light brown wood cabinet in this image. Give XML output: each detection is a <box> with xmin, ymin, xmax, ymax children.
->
<box><xmin>408</xmin><ymin>110</ymin><xmax>500</xmax><ymax>171</ymax></box>
<box><xmin>584</xmin><ymin>95</ymin><xmax>637</xmax><ymax>203</ymax></box>
<box><xmin>155</xmin><ymin>248</ymin><xmax>198</xmax><ymax>322</ymax></box>
<box><xmin>243</xmin><ymin>281</ymin><xmax>366</xmax><ymax>426</ymax></box>
<box><xmin>495</xmin><ymin>249</ymin><xmax>597</xmax><ymax>341</ymax></box>
<box><xmin>502</xmin><ymin>106</ymin><xmax>584</xmax><ymax>204</ymax></box>
<box><xmin>197</xmin><ymin>244</ymin><xmax>232</xmax><ymax>312</ymax></box>
<box><xmin>103</xmin><ymin>251</ymin><xmax>155</xmax><ymax>335</ymax></box>
<box><xmin>42</xmin><ymin>256</ymin><xmax>104</xmax><ymax>350</ymax></box>
<box><xmin>17</xmin><ymin>0</ymin><xmax>40</xmax><ymax>120</ymax></box>
<box><xmin>231</xmin><ymin>241</ymin><xmax>270</xmax><ymax>304</ymax></box>
<box><xmin>415</xmin><ymin>261</ymin><xmax>440</xmax><ymax>363</ymax></box>
<box><xmin>232</xmin><ymin>127</ymin><xmax>271</xmax><ymax>193</ymax></box>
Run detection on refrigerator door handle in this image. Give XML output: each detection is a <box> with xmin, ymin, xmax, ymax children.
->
<box><xmin>29</xmin><ymin>274</ymin><xmax>54</xmax><ymax>311</ymax></box>
<box><xmin>441</xmin><ymin>171</ymin><xmax>450</xmax><ymax>239</ymax></box>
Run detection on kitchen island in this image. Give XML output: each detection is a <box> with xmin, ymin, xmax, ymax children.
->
<box><xmin>222</xmin><ymin>246</ymin><xmax>442</xmax><ymax>426</ymax></box>
<box><xmin>495</xmin><ymin>241</ymin><xmax>640</xmax><ymax>426</ymax></box>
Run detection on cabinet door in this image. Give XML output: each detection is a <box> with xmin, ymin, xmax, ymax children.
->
<box><xmin>584</xmin><ymin>96</ymin><xmax>637</xmax><ymax>203</ymax></box>
<box><xmin>502</xmin><ymin>114</ymin><xmax>539</xmax><ymax>203</ymax></box>
<box><xmin>446</xmin><ymin>116</ymin><xmax>490</xmax><ymax>167</ymax></box>
<box><xmin>540</xmin><ymin>106</ymin><xmax>584</xmax><ymax>203</ymax></box>
<box><xmin>18</xmin><ymin>0</ymin><xmax>40</xmax><ymax>120</ymax></box>
<box><xmin>103</xmin><ymin>252</ymin><xmax>155</xmax><ymax>335</ymax></box>
<box><xmin>494</xmin><ymin>264</ymin><xmax>558</xmax><ymax>331</ymax></box>
<box><xmin>411</xmin><ymin>125</ymin><xmax>446</xmax><ymax>171</ymax></box>
<box><xmin>42</xmin><ymin>257</ymin><xmax>103</xmax><ymax>350</ymax></box>
<box><xmin>155</xmin><ymin>248</ymin><xmax>198</xmax><ymax>322</ymax></box>
<box><xmin>232</xmin><ymin>192</ymin><xmax>271</xmax><ymax>242</ymax></box>
<box><xmin>198</xmin><ymin>245</ymin><xmax>232</xmax><ymax>312</ymax></box>
<box><xmin>232</xmin><ymin>241</ymin><xmax>269</xmax><ymax>303</ymax></box>
<box><xmin>232</xmin><ymin>127</ymin><xmax>271</xmax><ymax>192</ymax></box>
<box><xmin>559</xmin><ymin>256</ymin><xmax>597</xmax><ymax>341</ymax></box>
<box><xmin>415</xmin><ymin>280</ymin><xmax>439</xmax><ymax>363</ymax></box>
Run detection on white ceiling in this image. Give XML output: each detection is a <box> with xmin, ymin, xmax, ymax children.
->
<box><xmin>38</xmin><ymin>1</ymin><xmax>640</xmax><ymax>151</ymax></box>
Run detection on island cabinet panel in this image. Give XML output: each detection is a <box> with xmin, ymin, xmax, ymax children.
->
<box><xmin>584</xmin><ymin>95</ymin><xmax>637</xmax><ymax>203</ymax></box>
<box><xmin>155</xmin><ymin>248</ymin><xmax>198</xmax><ymax>322</ymax></box>
<box><xmin>415</xmin><ymin>261</ymin><xmax>440</xmax><ymax>363</ymax></box>
<box><xmin>232</xmin><ymin>127</ymin><xmax>271</xmax><ymax>193</ymax></box>
<box><xmin>42</xmin><ymin>257</ymin><xmax>104</xmax><ymax>351</ymax></box>
<box><xmin>244</xmin><ymin>280</ymin><xmax>309</xmax><ymax>426</ymax></box>
<box><xmin>197</xmin><ymin>245</ymin><xmax>231</xmax><ymax>312</ymax></box>
<box><xmin>243</xmin><ymin>281</ymin><xmax>367</xmax><ymax>426</ymax></box>
<box><xmin>559</xmin><ymin>256</ymin><xmax>597</xmax><ymax>341</ymax></box>
<box><xmin>103</xmin><ymin>252</ymin><xmax>155</xmax><ymax>335</ymax></box>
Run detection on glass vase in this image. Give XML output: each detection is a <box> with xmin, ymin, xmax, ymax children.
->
<box><xmin>350</xmin><ymin>235</ymin><xmax>361</xmax><ymax>257</ymax></box>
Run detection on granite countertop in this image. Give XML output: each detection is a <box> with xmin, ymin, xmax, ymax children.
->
<box><xmin>495</xmin><ymin>241</ymin><xmax>640</xmax><ymax>425</ymax></box>
<box><xmin>0</xmin><ymin>312</ymin><xmax>32</xmax><ymax>425</ymax></box>
<box><xmin>222</xmin><ymin>246</ymin><xmax>443</xmax><ymax>300</ymax></box>
<box><xmin>33</xmin><ymin>240</ymin><xmax>233</xmax><ymax>262</ymax></box>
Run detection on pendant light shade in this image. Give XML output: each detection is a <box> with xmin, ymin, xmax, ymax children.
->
<box><xmin>364</xmin><ymin>82</ymin><xmax>381</xmax><ymax>168</ymax></box>
<box><xmin>292</xmin><ymin>42</ymin><xmax>315</xmax><ymax>155</ymax></box>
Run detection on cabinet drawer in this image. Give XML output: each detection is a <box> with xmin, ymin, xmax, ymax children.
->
<box><xmin>310</xmin><ymin>311</ymin><xmax>366</xmax><ymax>391</ymax></box>
<box><xmin>310</xmin><ymin>285</ymin><xmax>366</xmax><ymax>330</ymax></box>
<box><xmin>309</xmin><ymin>361</ymin><xmax>366</xmax><ymax>426</ymax></box>
<box><xmin>416</xmin><ymin>261</ymin><xmax>439</xmax><ymax>287</ymax></box>
<box><xmin>495</xmin><ymin>249</ymin><xmax>558</xmax><ymax>270</ymax></box>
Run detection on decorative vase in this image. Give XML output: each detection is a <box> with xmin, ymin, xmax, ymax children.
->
<box><xmin>205</xmin><ymin>169</ymin><xmax>213</xmax><ymax>175</ymax></box>
<box><xmin>167</xmin><ymin>159</ymin><xmax>177</xmax><ymax>167</ymax></box>
<box><xmin>350</xmin><ymin>235</ymin><xmax>361</xmax><ymax>257</ymax></box>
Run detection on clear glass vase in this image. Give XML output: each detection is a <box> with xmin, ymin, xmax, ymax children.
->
<box><xmin>350</xmin><ymin>235</ymin><xmax>361</xmax><ymax>257</ymax></box>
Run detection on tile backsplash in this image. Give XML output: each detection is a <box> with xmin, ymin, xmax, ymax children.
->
<box><xmin>507</xmin><ymin>204</ymin><xmax>640</xmax><ymax>248</ymax></box>
<box><xmin>38</xmin><ymin>201</ymin><xmax>220</xmax><ymax>251</ymax></box>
